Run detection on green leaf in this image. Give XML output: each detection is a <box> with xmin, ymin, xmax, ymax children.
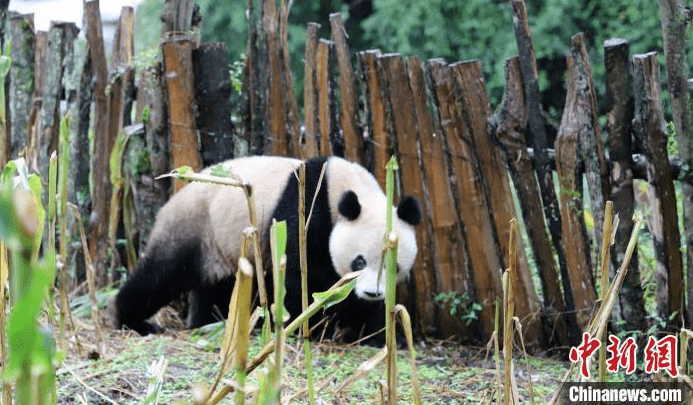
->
<box><xmin>209</xmin><ymin>163</ymin><xmax>233</xmax><ymax>177</ymax></box>
<box><xmin>312</xmin><ymin>280</ymin><xmax>357</xmax><ymax>310</ymax></box>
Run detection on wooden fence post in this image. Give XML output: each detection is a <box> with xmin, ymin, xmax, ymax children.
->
<box><xmin>489</xmin><ymin>56</ymin><xmax>568</xmax><ymax>346</ymax></box>
<box><xmin>570</xmin><ymin>34</ymin><xmax>610</xmax><ymax>253</ymax></box>
<box><xmin>452</xmin><ymin>60</ymin><xmax>543</xmax><ymax>349</ymax></box>
<box><xmin>162</xmin><ymin>37</ymin><xmax>203</xmax><ymax>190</ymax></box>
<box><xmin>38</xmin><ymin>23</ymin><xmax>71</xmax><ymax>183</ymax></box>
<box><xmin>409</xmin><ymin>56</ymin><xmax>467</xmax><ymax>337</ymax></box>
<box><xmin>358</xmin><ymin>50</ymin><xmax>388</xmax><ymax>186</ymax></box>
<box><xmin>554</xmin><ymin>53</ymin><xmax>598</xmax><ymax>333</ymax></box>
<box><xmin>8</xmin><ymin>12</ymin><xmax>35</xmax><ymax>162</ymax></box>
<box><xmin>428</xmin><ymin>59</ymin><xmax>502</xmax><ymax>340</ymax></box>
<box><xmin>280</xmin><ymin>0</ymin><xmax>301</xmax><ymax>157</ymax></box>
<box><xmin>317</xmin><ymin>39</ymin><xmax>335</xmax><ymax>156</ymax></box>
<box><xmin>330</xmin><ymin>13</ymin><xmax>364</xmax><ymax>164</ymax></box>
<box><xmin>85</xmin><ymin>0</ymin><xmax>112</xmax><ymax>288</ymax></box>
<box><xmin>303</xmin><ymin>22</ymin><xmax>321</xmax><ymax>158</ymax></box>
<box><xmin>632</xmin><ymin>52</ymin><xmax>684</xmax><ymax>327</ymax></box>
<box><xmin>263</xmin><ymin>0</ymin><xmax>288</xmax><ymax>156</ymax></box>
<box><xmin>65</xmin><ymin>22</ymin><xmax>89</xmax><ymax>283</ymax></box>
<box><xmin>604</xmin><ymin>38</ymin><xmax>646</xmax><ymax>332</ymax></box>
<box><xmin>510</xmin><ymin>1</ymin><xmax>571</xmax><ymax>332</ymax></box>
<box><xmin>379</xmin><ymin>54</ymin><xmax>433</xmax><ymax>333</ymax></box>
<box><xmin>193</xmin><ymin>43</ymin><xmax>234</xmax><ymax>165</ymax></box>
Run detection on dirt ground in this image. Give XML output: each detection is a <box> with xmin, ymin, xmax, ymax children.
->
<box><xmin>54</xmin><ymin>307</ymin><xmax>569</xmax><ymax>405</ymax></box>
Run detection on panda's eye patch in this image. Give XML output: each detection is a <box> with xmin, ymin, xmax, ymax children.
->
<box><xmin>351</xmin><ymin>255</ymin><xmax>367</xmax><ymax>271</ymax></box>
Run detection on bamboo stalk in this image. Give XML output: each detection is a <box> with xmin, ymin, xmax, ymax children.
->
<box><xmin>385</xmin><ymin>156</ymin><xmax>398</xmax><ymax>405</ymax></box>
<box><xmin>298</xmin><ymin>163</ymin><xmax>316</xmax><ymax>404</ymax></box>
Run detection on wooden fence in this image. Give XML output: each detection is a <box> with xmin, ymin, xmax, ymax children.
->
<box><xmin>2</xmin><ymin>0</ymin><xmax>689</xmax><ymax>351</ymax></box>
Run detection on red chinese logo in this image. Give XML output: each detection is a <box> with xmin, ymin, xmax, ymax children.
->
<box><xmin>644</xmin><ymin>335</ymin><xmax>679</xmax><ymax>378</ymax></box>
<box><xmin>605</xmin><ymin>335</ymin><xmax>637</xmax><ymax>375</ymax></box>
<box><xmin>569</xmin><ymin>332</ymin><xmax>601</xmax><ymax>378</ymax></box>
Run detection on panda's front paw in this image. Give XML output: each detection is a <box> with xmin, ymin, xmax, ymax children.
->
<box><xmin>122</xmin><ymin>320</ymin><xmax>164</xmax><ymax>336</ymax></box>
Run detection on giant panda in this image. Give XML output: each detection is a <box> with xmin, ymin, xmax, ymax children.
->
<box><xmin>112</xmin><ymin>155</ymin><xmax>421</xmax><ymax>341</ymax></box>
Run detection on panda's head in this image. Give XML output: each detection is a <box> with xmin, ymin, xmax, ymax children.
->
<box><xmin>327</xmin><ymin>161</ymin><xmax>422</xmax><ymax>301</ymax></box>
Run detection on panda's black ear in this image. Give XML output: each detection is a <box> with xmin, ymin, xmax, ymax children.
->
<box><xmin>397</xmin><ymin>195</ymin><xmax>421</xmax><ymax>226</ymax></box>
<box><xmin>338</xmin><ymin>191</ymin><xmax>361</xmax><ymax>221</ymax></box>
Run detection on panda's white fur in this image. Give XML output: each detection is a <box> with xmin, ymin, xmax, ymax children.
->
<box><xmin>112</xmin><ymin>155</ymin><xmax>421</xmax><ymax>339</ymax></box>
<box><xmin>325</xmin><ymin>157</ymin><xmax>417</xmax><ymax>300</ymax></box>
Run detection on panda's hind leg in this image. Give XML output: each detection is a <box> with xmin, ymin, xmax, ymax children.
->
<box><xmin>186</xmin><ymin>276</ymin><xmax>234</xmax><ymax>328</ymax></box>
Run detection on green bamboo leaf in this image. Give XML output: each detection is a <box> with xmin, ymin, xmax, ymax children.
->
<box><xmin>209</xmin><ymin>163</ymin><xmax>233</xmax><ymax>177</ymax></box>
<box><xmin>312</xmin><ymin>280</ymin><xmax>357</xmax><ymax>310</ymax></box>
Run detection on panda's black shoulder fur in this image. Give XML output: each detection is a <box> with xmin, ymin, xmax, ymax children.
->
<box><xmin>268</xmin><ymin>157</ymin><xmax>337</xmax><ymax>320</ymax></box>
<box><xmin>267</xmin><ymin>157</ymin><xmax>386</xmax><ymax>341</ymax></box>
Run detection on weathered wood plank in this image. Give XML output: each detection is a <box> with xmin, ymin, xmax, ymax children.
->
<box><xmin>658</xmin><ymin>0</ymin><xmax>693</xmax><ymax>329</ymax></box>
<box><xmin>303</xmin><ymin>22</ymin><xmax>320</xmax><ymax>158</ymax></box>
<box><xmin>39</xmin><ymin>25</ymin><xmax>67</xmax><ymax>182</ymax></box>
<box><xmin>330</xmin><ymin>13</ymin><xmax>363</xmax><ymax>163</ymax></box>
<box><xmin>263</xmin><ymin>0</ymin><xmax>287</xmax><ymax>156</ymax></box>
<box><xmin>358</xmin><ymin>50</ymin><xmax>387</xmax><ymax>186</ymax></box>
<box><xmin>379</xmin><ymin>54</ymin><xmax>434</xmax><ymax>333</ymax></box>
<box><xmin>632</xmin><ymin>52</ymin><xmax>684</xmax><ymax>327</ymax></box>
<box><xmin>162</xmin><ymin>36</ymin><xmax>203</xmax><ymax>190</ymax></box>
<box><xmin>193</xmin><ymin>42</ymin><xmax>234</xmax><ymax>165</ymax></box>
<box><xmin>317</xmin><ymin>39</ymin><xmax>335</xmax><ymax>156</ymax></box>
<box><xmin>134</xmin><ymin>64</ymin><xmax>169</xmax><ymax>252</ymax></box>
<box><xmin>86</xmin><ymin>0</ymin><xmax>112</xmax><ymax>287</ymax></box>
<box><xmin>8</xmin><ymin>12</ymin><xmax>35</xmax><ymax>161</ymax></box>
<box><xmin>280</xmin><ymin>0</ymin><xmax>300</xmax><ymax>157</ymax></box>
<box><xmin>428</xmin><ymin>59</ymin><xmax>502</xmax><ymax>340</ymax></box>
<box><xmin>569</xmin><ymin>33</ymin><xmax>610</xmax><ymax>253</ymax></box>
<box><xmin>452</xmin><ymin>60</ymin><xmax>543</xmax><ymax>349</ymax></box>
<box><xmin>511</xmin><ymin>1</ymin><xmax>571</xmax><ymax>334</ymax></box>
<box><xmin>489</xmin><ymin>56</ymin><xmax>568</xmax><ymax>346</ymax></box>
<box><xmin>554</xmin><ymin>54</ymin><xmax>598</xmax><ymax>332</ymax></box>
<box><xmin>111</xmin><ymin>6</ymin><xmax>134</xmax><ymax>69</ymax></box>
<box><xmin>408</xmin><ymin>56</ymin><xmax>461</xmax><ymax>336</ymax></box>
<box><xmin>604</xmin><ymin>38</ymin><xmax>646</xmax><ymax>332</ymax></box>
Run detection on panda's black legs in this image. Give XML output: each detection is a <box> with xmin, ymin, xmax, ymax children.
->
<box><xmin>114</xmin><ymin>242</ymin><xmax>204</xmax><ymax>335</ymax></box>
<box><xmin>186</xmin><ymin>277</ymin><xmax>234</xmax><ymax>328</ymax></box>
